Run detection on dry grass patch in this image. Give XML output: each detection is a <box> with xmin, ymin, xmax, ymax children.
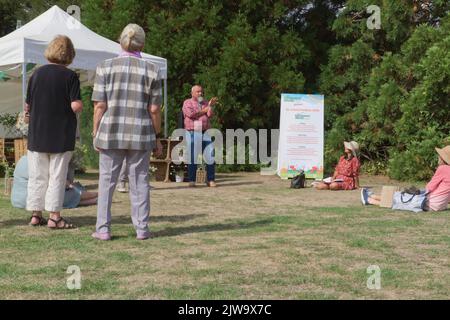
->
<box><xmin>0</xmin><ymin>172</ymin><xmax>448</xmax><ymax>299</ymax></box>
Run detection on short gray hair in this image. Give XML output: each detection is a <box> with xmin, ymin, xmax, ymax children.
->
<box><xmin>119</xmin><ymin>24</ymin><xmax>145</xmax><ymax>52</ymax></box>
<box><xmin>191</xmin><ymin>85</ymin><xmax>202</xmax><ymax>93</ymax></box>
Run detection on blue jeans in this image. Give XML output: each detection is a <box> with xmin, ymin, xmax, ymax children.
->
<box><xmin>185</xmin><ymin>131</ymin><xmax>215</xmax><ymax>182</ymax></box>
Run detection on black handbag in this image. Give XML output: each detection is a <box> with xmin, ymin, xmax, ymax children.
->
<box><xmin>290</xmin><ymin>171</ymin><xmax>306</xmax><ymax>189</ymax></box>
<box><xmin>403</xmin><ymin>185</ymin><xmax>421</xmax><ymax>195</ymax></box>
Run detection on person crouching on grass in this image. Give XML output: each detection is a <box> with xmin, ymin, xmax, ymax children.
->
<box><xmin>315</xmin><ymin>141</ymin><xmax>361</xmax><ymax>191</ymax></box>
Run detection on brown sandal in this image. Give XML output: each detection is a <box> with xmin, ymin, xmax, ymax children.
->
<box><xmin>47</xmin><ymin>217</ymin><xmax>76</xmax><ymax>229</ymax></box>
<box><xmin>29</xmin><ymin>215</ymin><xmax>47</xmax><ymax>227</ymax></box>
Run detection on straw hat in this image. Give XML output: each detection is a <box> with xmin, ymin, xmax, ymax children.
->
<box><xmin>344</xmin><ymin>141</ymin><xmax>359</xmax><ymax>157</ymax></box>
<box><xmin>435</xmin><ymin>146</ymin><xmax>450</xmax><ymax>165</ymax></box>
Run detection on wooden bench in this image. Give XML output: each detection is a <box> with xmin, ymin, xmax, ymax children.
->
<box><xmin>0</xmin><ymin>138</ymin><xmax>5</xmax><ymax>161</ymax></box>
<box><xmin>14</xmin><ymin>138</ymin><xmax>27</xmax><ymax>163</ymax></box>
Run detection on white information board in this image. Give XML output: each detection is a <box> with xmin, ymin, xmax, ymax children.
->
<box><xmin>277</xmin><ymin>94</ymin><xmax>324</xmax><ymax>179</ymax></box>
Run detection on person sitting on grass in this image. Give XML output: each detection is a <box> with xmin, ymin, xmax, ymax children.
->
<box><xmin>361</xmin><ymin>146</ymin><xmax>450</xmax><ymax>212</ymax></box>
<box><xmin>11</xmin><ymin>155</ymin><xmax>98</xmax><ymax>219</ymax></box>
<box><xmin>315</xmin><ymin>141</ymin><xmax>360</xmax><ymax>191</ymax></box>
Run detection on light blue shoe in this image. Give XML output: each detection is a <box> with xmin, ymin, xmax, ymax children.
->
<box><xmin>361</xmin><ymin>188</ymin><xmax>369</xmax><ymax>205</ymax></box>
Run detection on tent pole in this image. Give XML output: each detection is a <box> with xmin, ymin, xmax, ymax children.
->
<box><xmin>22</xmin><ymin>62</ymin><xmax>26</xmax><ymax>110</ymax></box>
<box><xmin>164</xmin><ymin>78</ymin><xmax>168</xmax><ymax>138</ymax></box>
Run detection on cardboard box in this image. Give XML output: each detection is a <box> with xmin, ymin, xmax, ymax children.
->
<box><xmin>380</xmin><ymin>186</ymin><xmax>400</xmax><ymax>208</ymax></box>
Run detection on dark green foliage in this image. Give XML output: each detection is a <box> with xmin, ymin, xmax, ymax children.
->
<box><xmin>0</xmin><ymin>0</ymin><xmax>83</xmax><ymax>36</ymax></box>
<box><xmin>355</xmin><ymin>17</ymin><xmax>449</xmax><ymax>180</ymax></box>
<box><xmin>196</xmin><ymin>14</ymin><xmax>309</xmax><ymax>130</ymax></box>
<box><xmin>80</xmin><ymin>0</ymin><xmax>316</xmax><ymax>168</ymax></box>
<box><xmin>388</xmin><ymin>128</ymin><xmax>447</xmax><ymax>181</ymax></box>
<box><xmin>320</xmin><ymin>0</ymin><xmax>449</xmax><ymax>180</ymax></box>
<box><xmin>0</xmin><ymin>113</ymin><xmax>18</xmax><ymax>130</ymax></box>
<box><xmin>389</xmin><ymin>19</ymin><xmax>450</xmax><ymax>180</ymax></box>
<box><xmin>79</xmin><ymin>87</ymin><xmax>99</xmax><ymax>168</ymax></box>
<box><xmin>2</xmin><ymin>1</ymin><xmax>449</xmax><ymax>179</ymax></box>
<box><xmin>216</xmin><ymin>141</ymin><xmax>261</xmax><ymax>173</ymax></box>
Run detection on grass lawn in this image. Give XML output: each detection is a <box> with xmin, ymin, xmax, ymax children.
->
<box><xmin>0</xmin><ymin>172</ymin><xmax>448</xmax><ymax>299</ymax></box>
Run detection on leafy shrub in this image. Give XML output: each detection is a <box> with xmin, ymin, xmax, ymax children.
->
<box><xmin>216</xmin><ymin>141</ymin><xmax>261</xmax><ymax>173</ymax></box>
<box><xmin>388</xmin><ymin>127</ymin><xmax>447</xmax><ymax>181</ymax></box>
<box><xmin>72</xmin><ymin>142</ymin><xmax>88</xmax><ymax>174</ymax></box>
<box><xmin>79</xmin><ymin>87</ymin><xmax>99</xmax><ymax>168</ymax></box>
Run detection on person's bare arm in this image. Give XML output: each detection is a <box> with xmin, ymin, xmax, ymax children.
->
<box><xmin>148</xmin><ymin>104</ymin><xmax>161</xmax><ymax>135</ymax></box>
<box><xmin>91</xmin><ymin>65</ymin><xmax>107</xmax><ymax>139</ymax></box>
<box><xmin>24</xmin><ymin>104</ymin><xmax>30</xmax><ymax>124</ymax></box>
<box><xmin>71</xmin><ymin>100</ymin><xmax>83</xmax><ymax>114</ymax></box>
<box><xmin>206</xmin><ymin>97</ymin><xmax>218</xmax><ymax>118</ymax></box>
<box><xmin>92</xmin><ymin>101</ymin><xmax>107</xmax><ymax>149</ymax></box>
<box><xmin>355</xmin><ymin>176</ymin><xmax>360</xmax><ymax>189</ymax></box>
<box><xmin>332</xmin><ymin>170</ymin><xmax>338</xmax><ymax>180</ymax></box>
<box><xmin>197</xmin><ymin>107</ymin><xmax>210</xmax><ymax>117</ymax></box>
<box><xmin>199</xmin><ymin>97</ymin><xmax>218</xmax><ymax>117</ymax></box>
<box><xmin>148</xmin><ymin>104</ymin><xmax>163</xmax><ymax>157</ymax></box>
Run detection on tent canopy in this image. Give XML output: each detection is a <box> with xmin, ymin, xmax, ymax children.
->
<box><xmin>0</xmin><ymin>5</ymin><xmax>169</xmax><ymax>137</ymax></box>
<box><xmin>0</xmin><ymin>5</ymin><xmax>167</xmax><ymax>76</ymax></box>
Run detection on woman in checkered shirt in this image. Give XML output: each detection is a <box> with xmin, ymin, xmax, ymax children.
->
<box><xmin>91</xmin><ymin>24</ymin><xmax>163</xmax><ymax>241</ymax></box>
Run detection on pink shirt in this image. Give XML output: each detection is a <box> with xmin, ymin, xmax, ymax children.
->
<box><xmin>182</xmin><ymin>98</ymin><xmax>213</xmax><ymax>131</ymax></box>
<box><xmin>425</xmin><ymin>165</ymin><xmax>450</xmax><ymax>211</ymax></box>
<box><xmin>119</xmin><ymin>50</ymin><xmax>142</xmax><ymax>58</ymax></box>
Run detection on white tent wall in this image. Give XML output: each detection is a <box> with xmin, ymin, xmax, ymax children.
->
<box><xmin>0</xmin><ymin>80</ymin><xmax>23</xmax><ymax>138</ymax></box>
<box><xmin>0</xmin><ymin>80</ymin><xmax>22</xmax><ymax>115</ymax></box>
<box><xmin>0</xmin><ymin>5</ymin><xmax>168</xmax><ymax>75</ymax></box>
<box><xmin>0</xmin><ymin>5</ymin><xmax>169</xmax><ymax>138</ymax></box>
<box><xmin>0</xmin><ymin>63</ymin><xmax>95</xmax><ymax>137</ymax></box>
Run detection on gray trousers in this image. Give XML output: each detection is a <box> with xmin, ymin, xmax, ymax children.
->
<box><xmin>119</xmin><ymin>158</ymin><xmax>128</xmax><ymax>182</ymax></box>
<box><xmin>96</xmin><ymin>149</ymin><xmax>151</xmax><ymax>236</ymax></box>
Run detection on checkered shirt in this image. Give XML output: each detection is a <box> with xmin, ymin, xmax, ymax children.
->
<box><xmin>92</xmin><ymin>56</ymin><xmax>162</xmax><ymax>150</ymax></box>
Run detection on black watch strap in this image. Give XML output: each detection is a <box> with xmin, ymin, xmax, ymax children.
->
<box><xmin>155</xmin><ymin>132</ymin><xmax>163</xmax><ymax>139</ymax></box>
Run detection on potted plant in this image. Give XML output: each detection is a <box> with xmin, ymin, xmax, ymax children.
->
<box><xmin>72</xmin><ymin>142</ymin><xmax>87</xmax><ymax>174</ymax></box>
<box><xmin>0</xmin><ymin>112</ymin><xmax>20</xmax><ymax>137</ymax></box>
<box><xmin>175</xmin><ymin>168</ymin><xmax>185</xmax><ymax>183</ymax></box>
<box><xmin>1</xmin><ymin>158</ymin><xmax>14</xmax><ymax>195</ymax></box>
<box><xmin>149</xmin><ymin>165</ymin><xmax>157</xmax><ymax>181</ymax></box>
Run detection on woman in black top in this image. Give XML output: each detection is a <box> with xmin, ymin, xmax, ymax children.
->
<box><xmin>25</xmin><ymin>35</ymin><xmax>83</xmax><ymax>229</ymax></box>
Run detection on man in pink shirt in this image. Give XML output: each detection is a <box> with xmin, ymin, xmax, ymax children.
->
<box><xmin>182</xmin><ymin>85</ymin><xmax>218</xmax><ymax>187</ymax></box>
<box><xmin>361</xmin><ymin>146</ymin><xmax>450</xmax><ymax>211</ymax></box>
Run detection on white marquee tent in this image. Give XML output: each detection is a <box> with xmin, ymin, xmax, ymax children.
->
<box><xmin>0</xmin><ymin>5</ymin><xmax>169</xmax><ymax>137</ymax></box>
